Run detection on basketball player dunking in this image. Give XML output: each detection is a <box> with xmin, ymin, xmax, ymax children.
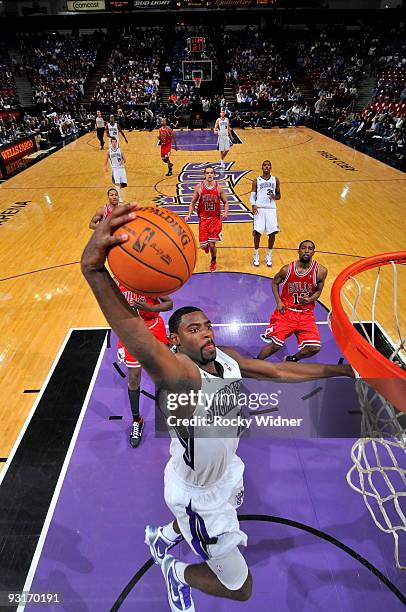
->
<box><xmin>250</xmin><ymin>160</ymin><xmax>281</xmax><ymax>268</ymax></box>
<box><xmin>186</xmin><ymin>166</ymin><xmax>228</xmax><ymax>272</ymax></box>
<box><xmin>104</xmin><ymin>136</ymin><xmax>127</xmax><ymax>203</ymax></box>
<box><xmin>81</xmin><ymin>203</ymin><xmax>353</xmax><ymax>612</ymax></box>
<box><xmin>158</xmin><ymin>118</ymin><xmax>177</xmax><ymax>176</ymax></box>
<box><xmin>214</xmin><ymin>110</ymin><xmax>232</xmax><ymax>168</ymax></box>
<box><xmin>89</xmin><ymin>191</ymin><xmax>173</xmax><ymax>448</ymax></box>
<box><xmin>258</xmin><ymin>240</ymin><xmax>327</xmax><ymax>362</ymax></box>
<box><xmin>105</xmin><ymin>114</ymin><xmax>128</xmax><ymax>145</ymax></box>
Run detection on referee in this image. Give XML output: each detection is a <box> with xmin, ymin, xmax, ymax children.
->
<box><xmin>95</xmin><ymin>110</ymin><xmax>106</xmax><ymax>150</ymax></box>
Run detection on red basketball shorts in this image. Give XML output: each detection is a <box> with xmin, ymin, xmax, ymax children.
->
<box><xmin>263</xmin><ymin>308</ymin><xmax>321</xmax><ymax>350</ymax></box>
<box><xmin>161</xmin><ymin>144</ymin><xmax>171</xmax><ymax>159</ymax></box>
<box><xmin>199</xmin><ymin>216</ymin><xmax>223</xmax><ymax>247</ymax></box>
<box><xmin>117</xmin><ymin>316</ymin><xmax>169</xmax><ymax>368</ymax></box>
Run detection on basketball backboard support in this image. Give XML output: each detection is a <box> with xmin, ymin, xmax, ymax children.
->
<box><xmin>182</xmin><ymin>60</ymin><xmax>212</xmax><ymax>82</ymax></box>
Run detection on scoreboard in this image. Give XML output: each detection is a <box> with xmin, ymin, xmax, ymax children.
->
<box><xmin>187</xmin><ymin>37</ymin><xmax>206</xmax><ymax>53</ymax></box>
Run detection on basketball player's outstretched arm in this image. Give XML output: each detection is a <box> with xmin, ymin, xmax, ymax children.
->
<box><xmin>270</xmin><ymin>177</ymin><xmax>281</xmax><ymax>201</ymax></box>
<box><xmin>219</xmin><ymin>185</ymin><xmax>229</xmax><ymax>218</ymax></box>
<box><xmin>170</xmin><ymin>128</ymin><xmax>178</xmax><ymax>150</ymax></box>
<box><xmin>185</xmin><ymin>184</ymin><xmax>200</xmax><ymax>221</ymax></box>
<box><xmin>119</xmin><ymin>125</ymin><xmax>128</xmax><ymax>144</ymax></box>
<box><xmin>133</xmin><ymin>295</ymin><xmax>173</xmax><ymax>312</ymax></box>
<box><xmin>221</xmin><ymin>347</ymin><xmax>354</xmax><ymax>381</ymax></box>
<box><xmin>81</xmin><ymin>203</ymin><xmax>200</xmax><ymax>393</ymax></box>
<box><xmin>250</xmin><ymin>179</ymin><xmax>258</xmax><ymax>215</ymax></box>
<box><xmin>104</xmin><ymin>150</ymin><xmax>109</xmax><ymax>171</ymax></box>
<box><xmin>89</xmin><ymin>206</ymin><xmax>104</xmax><ymax>230</ymax></box>
<box><xmin>272</xmin><ymin>265</ymin><xmax>289</xmax><ymax>313</ymax></box>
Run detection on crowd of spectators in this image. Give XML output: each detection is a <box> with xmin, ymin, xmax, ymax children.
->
<box><xmin>0</xmin><ymin>45</ymin><xmax>19</xmax><ymax>110</ymax></box>
<box><xmin>323</xmin><ymin>103</ymin><xmax>405</xmax><ymax>162</ymax></box>
<box><xmin>290</xmin><ymin>28</ymin><xmax>370</xmax><ymax>108</ymax></box>
<box><xmin>0</xmin><ymin>107</ymin><xmax>96</xmax><ymax>148</ymax></box>
<box><xmin>1</xmin><ymin>24</ymin><xmax>404</xmax><ymax>170</ymax></box>
<box><xmin>224</xmin><ymin>26</ymin><xmax>296</xmax><ymax>107</ymax></box>
<box><xmin>369</xmin><ymin>30</ymin><xmax>406</xmax><ymax>104</ymax></box>
<box><xmin>93</xmin><ymin>27</ymin><xmax>163</xmax><ymax>109</ymax></box>
<box><xmin>19</xmin><ymin>32</ymin><xmax>104</xmax><ymax>113</ymax></box>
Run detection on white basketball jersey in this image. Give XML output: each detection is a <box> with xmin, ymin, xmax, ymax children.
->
<box><xmin>218</xmin><ymin>117</ymin><xmax>229</xmax><ymax>135</ymax></box>
<box><xmin>256</xmin><ymin>175</ymin><xmax>277</xmax><ymax>209</ymax></box>
<box><xmin>109</xmin><ymin>145</ymin><xmax>123</xmax><ymax>168</ymax></box>
<box><xmin>168</xmin><ymin>348</ymin><xmax>242</xmax><ymax>486</ymax></box>
<box><xmin>107</xmin><ymin>122</ymin><xmax>119</xmax><ymax>139</ymax></box>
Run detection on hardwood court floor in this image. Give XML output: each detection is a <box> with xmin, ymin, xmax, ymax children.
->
<box><xmin>0</xmin><ymin>126</ymin><xmax>405</xmax><ymax>464</ymax></box>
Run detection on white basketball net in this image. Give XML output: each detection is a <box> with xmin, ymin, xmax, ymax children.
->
<box><xmin>339</xmin><ymin>259</ymin><xmax>406</xmax><ymax>570</ymax></box>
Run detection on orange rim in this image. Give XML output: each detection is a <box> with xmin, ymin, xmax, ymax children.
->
<box><xmin>330</xmin><ymin>251</ymin><xmax>406</xmax><ymax>412</ymax></box>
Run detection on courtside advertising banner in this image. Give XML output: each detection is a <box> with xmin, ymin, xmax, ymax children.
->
<box><xmin>67</xmin><ymin>0</ymin><xmax>106</xmax><ymax>10</ymax></box>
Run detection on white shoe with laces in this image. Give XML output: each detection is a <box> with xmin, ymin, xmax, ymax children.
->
<box><xmin>253</xmin><ymin>253</ymin><xmax>260</xmax><ymax>267</ymax></box>
<box><xmin>145</xmin><ymin>525</ymin><xmax>182</xmax><ymax>565</ymax></box>
<box><xmin>265</xmin><ymin>253</ymin><xmax>273</xmax><ymax>267</ymax></box>
<box><xmin>161</xmin><ymin>555</ymin><xmax>195</xmax><ymax>612</ymax></box>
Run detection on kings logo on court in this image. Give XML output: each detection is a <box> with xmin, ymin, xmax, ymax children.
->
<box><xmin>154</xmin><ymin>162</ymin><xmax>252</xmax><ymax>223</ymax></box>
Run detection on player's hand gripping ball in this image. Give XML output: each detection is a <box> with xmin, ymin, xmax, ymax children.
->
<box><xmin>108</xmin><ymin>206</ymin><xmax>197</xmax><ymax>296</ymax></box>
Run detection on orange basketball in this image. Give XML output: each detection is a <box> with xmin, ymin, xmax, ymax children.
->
<box><xmin>107</xmin><ymin>206</ymin><xmax>197</xmax><ymax>296</ymax></box>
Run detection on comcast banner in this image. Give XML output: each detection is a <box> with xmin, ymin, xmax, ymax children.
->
<box><xmin>67</xmin><ymin>0</ymin><xmax>106</xmax><ymax>10</ymax></box>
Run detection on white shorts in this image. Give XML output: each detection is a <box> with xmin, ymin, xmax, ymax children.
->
<box><xmin>253</xmin><ymin>207</ymin><xmax>279</xmax><ymax>235</ymax></box>
<box><xmin>112</xmin><ymin>166</ymin><xmax>127</xmax><ymax>186</ymax></box>
<box><xmin>218</xmin><ymin>134</ymin><xmax>231</xmax><ymax>152</ymax></box>
<box><xmin>164</xmin><ymin>456</ymin><xmax>248</xmax><ymax>590</ymax></box>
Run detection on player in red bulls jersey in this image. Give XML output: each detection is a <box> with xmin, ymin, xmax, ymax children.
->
<box><xmin>89</xmin><ymin>194</ymin><xmax>174</xmax><ymax>447</ymax></box>
<box><xmin>257</xmin><ymin>240</ymin><xmax>328</xmax><ymax>362</ymax></box>
<box><xmin>89</xmin><ymin>187</ymin><xmax>119</xmax><ymax>229</ymax></box>
<box><xmin>116</xmin><ymin>285</ymin><xmax>173</xmax><ymax>447</ymax></box>
<box><xmin>158</xmin><ymin>118</ymin><xmax>177</xmax><ymax>177</ymax></box>
<box><xmin>186</xmin><ymin>166</ymin><xmax>228</xmax><ymax>272</ymax></box>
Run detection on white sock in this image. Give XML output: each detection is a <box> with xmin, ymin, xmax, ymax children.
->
<box><xmin>267</xmin><ymin>249</ymin><xmax>273</xmax><ymax>257</ymax></box>
<box><xmin>174</xmin><ymin>561</ymin><xmax>190</xmax><ymax>584</ymax></box>
<box><xmin>162</xmin><ymin>522</ymin><xmax>181</xmax><ymax>542</ymax></box>
<box><xmin>254</xmin><ymin>249</ymin><xmax>259</xmax><ymax>256</ymax></box>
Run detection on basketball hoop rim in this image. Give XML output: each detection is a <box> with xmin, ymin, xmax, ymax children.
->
<box><xmin>330</xmin><ymin>251</ymin><xmax>406</xmax><ymax>409</ymax></box>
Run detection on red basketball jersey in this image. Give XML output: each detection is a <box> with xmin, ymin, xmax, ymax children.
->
<box><xmin>118</xmin><ymin>283</ymin><xmax>161</xmax><ymax>323</ymax></box>
<box><xmin>159</xmin><ymin>127</ymin><xmax>172</xmax><ymax>146</ymax></box>
<box><xmin>102</xmin><ymin>203</ymin><xmax>115</xmax><ymax>220</ymax></box>
<box><xmin>280</xmin><ymin>260</ymin><xmax>319</xmax><ymax>312</ymax></box>
<box><xmin>197</xmin><ymin>181</ymin><xmax>221</xmax><ymax>218</ymax></box>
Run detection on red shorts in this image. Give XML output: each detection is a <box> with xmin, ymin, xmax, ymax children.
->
<box><xmin>199</xmin><ymin>216</ymin><xmax>223</xmax><ymax>247</ymax></box>
<box><xmin>117</xmin><ymin>316</ymin><xmax>169</xmax><ymax>368</ymax></box>
<box><xmin>264</xmin><ymin>308</ymin><xmax>321</xmax><ymax>350</ymax></box>
<box><xmin>161</xmin><ymin>145</ymin><xmax>171</xmax><ymax>159</ymax></box>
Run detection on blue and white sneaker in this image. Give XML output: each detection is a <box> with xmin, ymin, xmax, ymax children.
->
<box><xmin>145</xmin><ymin>525</ymin><xmax>182</xmax><ymax>565</ymax></box>
<box><xmin>161</xmin><ymin>554</ymin><xmax>195</xmax><ymax>612</ymax></box>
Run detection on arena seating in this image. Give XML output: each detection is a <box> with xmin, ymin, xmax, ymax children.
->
<box><xmin>0</xmin><ymin>45</ymin><xmax>19</xmax><ymax>110</ymax></box>
<box><xmin>20</xmin><ymin>32</ymin><xmax>104</xmax><ymax>112</ymax></box>
<box><xmin>93</xmin><ymin>28</ymin><xmax>163</xmax><ymax>109</ymax></box>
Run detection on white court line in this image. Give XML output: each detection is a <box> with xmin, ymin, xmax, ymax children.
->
<box><xmin>0</xmin><ymin>330</ymin><xmax>75</xmax><ymax>487</ymax></box>
<box><xmin>17</xmin><ymin>330</ymin><xmax>108</xmax><ymax>611</ymax></box>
